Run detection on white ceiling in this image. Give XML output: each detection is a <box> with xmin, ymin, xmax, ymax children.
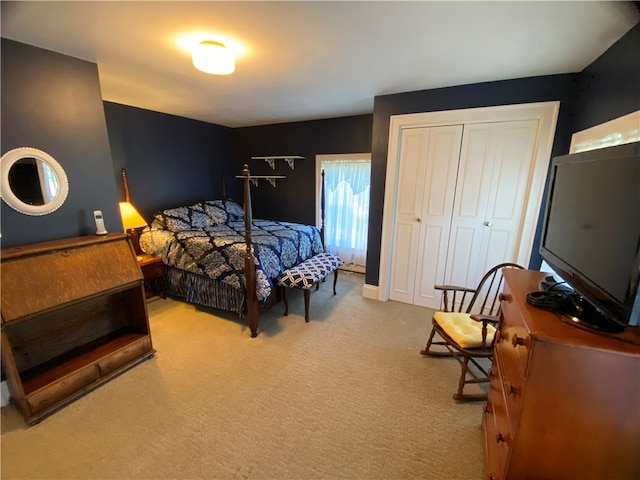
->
<box><xmin>2</xmin><ymin>1</ymin><xmax>638</xmax><ymax>128</ymax></box>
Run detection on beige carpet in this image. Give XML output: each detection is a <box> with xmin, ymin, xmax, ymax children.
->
<box><xmin>1</xmin><ymin>272</ymin><xmax>485</xmax><ymax>479</ymax></box>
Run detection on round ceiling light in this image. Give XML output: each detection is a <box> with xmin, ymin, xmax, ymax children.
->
<box><xmin>192</xmin><ymin>40</ymin><xmax>235</xmax><ymax>75</ymax></box>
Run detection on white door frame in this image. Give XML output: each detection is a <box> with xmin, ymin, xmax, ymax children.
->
<box><xmin>377</xmin><ymin>101</ymin><xmax>560</xmax><ymax>302</ymax></box>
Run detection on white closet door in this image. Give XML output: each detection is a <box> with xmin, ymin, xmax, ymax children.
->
<box><xmin>389</xmin><ymin>125</ymin><xmax>463</xmax><ymax>305</ymax></box>
<box><xmin>476</xmin><ymin>120</ymin><xmax>539</xmax><ymax>275</ymax></box>
<box><xmin>444</xmin><ymin>123</ymin><xmax>498</xmax><ymax>289</ymax></box>
<box><xmin>445</xmin><ymin>119</ymin><xmax>539</xmax><ymax>292</ymax></box>
<box><xmin>412</xmin><ymin>125</ymin><xmax>463</xmax><ymax>307</ymax></box>
<box><xmin>388</xmin><ymin>127</ymin><xmax>430</xmax><ymax>304</ymax></box>
<box><xmin>389</xmin><ymin>119</ymin><xmax>539</xmax><ymax>310</ymax></box>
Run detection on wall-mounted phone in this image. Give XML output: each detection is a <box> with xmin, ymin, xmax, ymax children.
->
<box><xmin>93</xmin><ymin>210</ymin><xmax>107</xmax><ymax>235</ymax></box>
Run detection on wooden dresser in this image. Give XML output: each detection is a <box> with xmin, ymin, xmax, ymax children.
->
<box><xmin>1</xmin><ymin>233</ymin><xmax>155</xmax><ymax>425</ymax></box>
<box><xmin>483</xmin><ymin>269</ymin><xmax>640</xmax><ymax>480</ymax></box>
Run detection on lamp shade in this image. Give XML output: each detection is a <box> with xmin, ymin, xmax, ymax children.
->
<box><xmin>193</xmin><ymin>40</ymin><xmax>235</xmax><ymax>75</ymax></box>
<box><xmin>119</xmin><ymin>202</ymin><xmax>147</xmax><ymax>231</ymax></box>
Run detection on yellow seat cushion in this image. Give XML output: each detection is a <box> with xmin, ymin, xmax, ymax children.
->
<box><xmin>434</xmin><ymin>311</ymin><xmax>496</xmax><ymax>349</ymax></box>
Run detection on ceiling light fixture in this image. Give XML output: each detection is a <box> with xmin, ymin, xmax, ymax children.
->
<box><xmin>192</xmin><ymin>40</ymin><xmax>235</xmax><ymax>75</ymax></box>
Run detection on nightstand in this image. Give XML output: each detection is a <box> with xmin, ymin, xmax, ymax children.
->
<box><xmin>137</xmin><ymin>253</ymin><xmax>165</xmax><ymax>299</ymax></box>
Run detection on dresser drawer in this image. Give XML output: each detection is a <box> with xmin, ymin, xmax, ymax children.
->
<box><xmin>98</xmin><ymin>337</ymin><xmax>152</xmax><ymax>376</ymax></box>
<box><xmin>498</xmin><ymin>293</ymin><xmax>531</xmax><ymax>378</ymax></box>
<box><xmin>27</xmin><ymin>364</ymin><xmax>99</xmax><ymax>414</ymax></box>
<box><xmin>494</xmin><ymin>349</ymin><xmax>525</xmax><ymax>425</ymax></box>
<box><xmin>483</xmin><ymin>373</ymin><xmax>511</xmax><ymax>480</ymax></box>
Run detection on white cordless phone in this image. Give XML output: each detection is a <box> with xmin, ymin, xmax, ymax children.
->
<box><xmin>93</xmin><ymin>210</ymin><xmax>108</xmax><ymax>235</ymax></box>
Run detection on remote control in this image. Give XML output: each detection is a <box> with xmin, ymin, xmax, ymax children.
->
<box><xmin>93</xmin><ymin>210</ymin><xmax>107</xmax><ymax>235</ymax></box>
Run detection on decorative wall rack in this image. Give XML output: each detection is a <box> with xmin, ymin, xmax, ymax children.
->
<box><xmin>251</xmin><ymin>156</ymin><xmax>305</xmax><ymax>170</ymax></box>
<box><xmin>235</xmin><ymin>175</ymin><xmax>286</xmax><ymax>187</ymax></box>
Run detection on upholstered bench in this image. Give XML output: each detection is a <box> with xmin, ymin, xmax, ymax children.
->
<box><xmin>277</xmin><ymin>253</ymin><xmax>344</xmax><ymax>322</ymax></box>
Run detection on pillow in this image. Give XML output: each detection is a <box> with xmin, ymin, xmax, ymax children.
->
<box><xmin>151</xmin><ymin>202</ymin><xmax>214</xmax><ymax>232</ymax></box>
<box><xmin>202</xmin><ymin>201</ymin><xmax>230</xmax><ymax>225</ymax></box>
<box><xmin>204</xmin><ymin>200</ymin><xmax>244</xmax><ymax>223</ymax></box>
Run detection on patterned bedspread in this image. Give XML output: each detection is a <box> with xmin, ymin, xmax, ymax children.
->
<box><xmin>140</xmin><ymin>220</ymin><xmax>324</xmax><ymax>303</ymax></box>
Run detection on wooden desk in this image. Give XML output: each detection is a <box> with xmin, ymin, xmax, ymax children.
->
<box><xmin>1</xmin><ymin>234</ymin><xmax>155</xmax><ymax>425</ymax></box>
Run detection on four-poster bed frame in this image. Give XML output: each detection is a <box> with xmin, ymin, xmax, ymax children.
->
<box><xmin>239</xmin><ymin>164</ymin><xmax>326</xmax><ymax>337</ymax></box>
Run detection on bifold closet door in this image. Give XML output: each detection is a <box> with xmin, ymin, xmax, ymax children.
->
<box><xmin>388</xmin><ymin>125</ymin><xmax>463</xmax><ymax>306</ymax></box>
<box><xmin>389</xmin><ymin>119</ymin><xmax>539</xmax><ymax>310</ymax></box>
<box><xmin>444</xmin><ymin>120</ymin><xmax>539</xmax><ymax>294</ymax></box>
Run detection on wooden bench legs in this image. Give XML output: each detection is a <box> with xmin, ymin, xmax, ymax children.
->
<box><xmin>281</xmin><ymin>268</ymin><xmax>339</xmax><ymax>322</ymax></box>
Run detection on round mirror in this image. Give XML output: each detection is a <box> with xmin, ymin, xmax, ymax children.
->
<box><xmin>0</xmin><ymin>147</ymin><xmax>69</xmax><ymax>215</ymax></box>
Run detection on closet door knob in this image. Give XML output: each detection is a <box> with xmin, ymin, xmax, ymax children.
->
<box><xmin>415</xmin><ymin>217</ymin><xmax>421</xmax><ymax>223</ymax></box>
<box><xmin>484</xmin><ymin>221</ymin><xmax>492</xmax><ymax>227</ymax></box>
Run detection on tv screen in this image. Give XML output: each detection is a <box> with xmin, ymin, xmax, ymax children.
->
<box><xmin>540</xmin><ymin>141</ymin><xmax>640</xmax><ymax>330</ymax></box>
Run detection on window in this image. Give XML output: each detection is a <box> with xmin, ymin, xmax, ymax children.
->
<box><xmin>316</xmin><ymin>153</ymin><xmax>371</xmax><ymax>271</ymax></box>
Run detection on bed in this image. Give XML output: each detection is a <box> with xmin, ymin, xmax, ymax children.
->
<box><xmin>139</xmin><ymin>164</ymin><xmax>326</xmax><ymax>337</ymax></box>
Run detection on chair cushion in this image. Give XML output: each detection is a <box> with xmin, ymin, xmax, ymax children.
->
<box><xmin>434</xmin><ymin>312</ymin><xmax>496</xmax><ymax>349</ymax></box>
<box><xmin>277</xmin><ymin>253</ymin><xmax>344</xmax><ymax>289</ymax></box>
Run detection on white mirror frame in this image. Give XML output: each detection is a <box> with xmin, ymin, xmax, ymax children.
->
<box><xmin>0</xmin><ymin>147</ymin><xmax>69</xmax><ymax>216</ymax></box>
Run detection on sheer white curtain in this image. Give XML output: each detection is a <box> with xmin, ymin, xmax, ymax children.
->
<box><xmin>320</xmin><ymin>156</ymin><xmax>371</xmax><ymax>268</ymax></box>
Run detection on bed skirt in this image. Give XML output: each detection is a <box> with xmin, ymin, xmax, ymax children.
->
<box><xmin>165</xmin><ymin>266</ymin><xmax>246</xmax><ymax>316</ymax></box>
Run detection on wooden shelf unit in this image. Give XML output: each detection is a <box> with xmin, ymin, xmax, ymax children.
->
<box><xmin>482</xmin><ymin>269</ymin><xmax>640</xmax><ymax>480</ymax></box>
<box><xmin>1</xmin><ymin>233</ymin><xmax>155</xmax><ymax>425</ymax></box>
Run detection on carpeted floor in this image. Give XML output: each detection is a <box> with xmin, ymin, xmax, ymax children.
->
<box><xmin>1</xmin><ymin>272</ymin><xmax>485</xmax><ymax>479</ymax></box>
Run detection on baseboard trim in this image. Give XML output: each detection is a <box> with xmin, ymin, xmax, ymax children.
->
<box><xmin>340</xmin><ymin>264</ymin><xmax>366</xmax><ymax>274</ymax></box>
<box><xmin>362</xmin><ymin>283</ymin><xmax>379</xmax><ymax>300</ymax></box>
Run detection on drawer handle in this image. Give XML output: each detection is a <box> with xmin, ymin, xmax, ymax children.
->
<box><xmin>498</xmin><ymin>293</ymin><xmax>510</xmax><ymax>302</ymax></box>
<box><xmin>60</xmin><ymin>381</ymin><xmax>66</xmax><ymax>387</ymax></box>
<box><xmin>505</xmin><ymin>381</ymin><xmax>518</xmax><ymax>396</ymax></box>
<box><xmin>123</xmin><ymin>349</ymin><xmax>129</xmax><ymax>354</ymax></box>
<box><xmin>496</xmin><ymin>432</ymin><xmax>510</xmax><ymax>444</ymax></box>
<box><xmin>483</xmin><ymin>404</ymin><xmax>493</xmax><ymax>415</ymax></box>
<box><xmin>487</xmin><ymin>368</ymin><xmax>495</xmax><ymax>378</ymax></box>
<box><xmin>512</xmin><ymin>334</ymin><xmax>529</xmax><ymax>348</ymax></box>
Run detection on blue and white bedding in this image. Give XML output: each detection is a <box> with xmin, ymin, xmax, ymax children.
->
<box><xmin>139</xmin><ymin>200</ymin><xmax>324</xmax><ymax>308</ymax></box>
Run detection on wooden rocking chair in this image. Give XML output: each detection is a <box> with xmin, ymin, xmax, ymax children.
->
<box><xmin>420</xmin><ymin>263</ymin><xmax>524</xmax><ymax>401</ymax></box>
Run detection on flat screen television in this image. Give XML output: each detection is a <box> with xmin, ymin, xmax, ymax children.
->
<box><xmin>539</xmin><ymin>141</ymin><xmax>640</xmax><ymax>332</ymax></box>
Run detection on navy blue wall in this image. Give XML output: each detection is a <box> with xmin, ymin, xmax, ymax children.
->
<box><xmin>232</xmin><ymin>115</ymin><xmax>372</xmax><ymax>225</ymax></box>
<box><xmin>103</xmin><ymin>102</ymin><xmax>234</xmax><ymax>221</ymax></box>
<box><xmin>572</xmin><ymin>23</ymin><xmax>640</xmax><ymax>132</ymax></box>
<box><xmin>1</xmin><ymin>39</ymin><xmax>118</xmax><ymax>247</ymax></box>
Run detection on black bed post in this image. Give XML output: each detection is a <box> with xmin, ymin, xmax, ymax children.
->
<box><xmin>243</xmin><ymin>164</ymin><xmax>259</xmax><ymax>337</ymax></box>
<box><xmin>321</xmin><ymin>169</ymin><xmax>326</xmax><ymax>250</ymax></box>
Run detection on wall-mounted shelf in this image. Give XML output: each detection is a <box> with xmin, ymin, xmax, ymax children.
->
<box><xmin>251</xmin><ymin>156</ymin><xmax>305</xmax><ymax>170</ymax></box>
<box><xmin>236</xmin><ymin>175</ymin><xmax>286</xmax><ymax>187</ymax></box>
